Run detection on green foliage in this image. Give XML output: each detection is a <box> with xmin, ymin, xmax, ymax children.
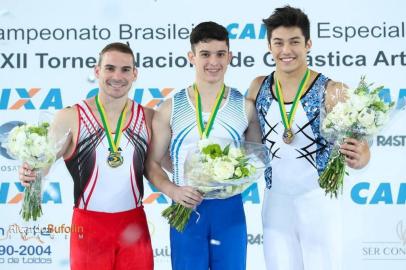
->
<box><xmin>202</xmin><ymin>143</ymin><xmax>223</xmax><ymax>159</ymax></box>
<box><xmin>222</xmin><ymin>144</ymin><xmax>230</xmax><ymax>155</ymax></box>
<box><xmin>27</xmin><ymin>122</ymin><xmax>49</xmax><ymax>136</ymax></box>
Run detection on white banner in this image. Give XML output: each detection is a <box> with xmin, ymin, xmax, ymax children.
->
<box><xmin>0</xmin><ymin>0</ymin><xmax>405</xmax><ymax>269</ymax></box>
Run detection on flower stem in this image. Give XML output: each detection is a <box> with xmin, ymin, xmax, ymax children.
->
<box><xmin>162</xmin><ymin>203</ymin><xmax>193</xmax><ymax>232</ymax></box>
<box><xmin>319</xmin><ymin>147</ymin><xmax>347</xmax><ymax>198</ymax></box>
<box><xmin>20</xmin><ymin>170</ymin><xmax>43</xmax><ymax>221</ymax></box>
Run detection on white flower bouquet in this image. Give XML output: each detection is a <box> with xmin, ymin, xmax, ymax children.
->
<box><xmin>2</xmin><ymin>121</ymin><xmax>67</xmax><ymax>221</ymax></box>
<box><xmin>162</xmin><ymin>139</ymin><xmax>270</xmax><ymax>232</ymax></box>
<box><xmin>319</xmin><ymin>76</ymin><xmax>394</xmax><ymax>197</ymax></box>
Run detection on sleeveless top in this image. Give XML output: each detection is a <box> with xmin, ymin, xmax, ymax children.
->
<box><xmin>255</xmin><ymin>72</ymin><xmax>332</xmax><ymax>195</ymax></box>
<box><xmin>170</xmin><ymin>87</ymin><xmax>248</xmax><ymax>186</ymax></box>
<box><xmin>64</xmin><ymin>100</ymin><xmax>149</xmax><ymax>212</ymax></box>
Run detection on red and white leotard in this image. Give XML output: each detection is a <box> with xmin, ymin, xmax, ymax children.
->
<box><xmin>65</xmin><ymin>99</ymin><xmax>149</xmax><ymax>212</ymax></box>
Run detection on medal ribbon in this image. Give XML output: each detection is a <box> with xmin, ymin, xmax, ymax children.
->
<box><xmin>275</xmin><ymin>69</ymin><xmax>310</xmax><ymax>131</ymax></box>
<box><xmin>194</xmin><ymin>83</ymin><xmax>225</xmax><ymax>139</ymax></box>
<box><xmin>95</xmin><ymin>94</ymin><xmax>128</xmax><ymax>153</ymax></box>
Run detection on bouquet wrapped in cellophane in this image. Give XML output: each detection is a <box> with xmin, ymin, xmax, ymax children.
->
<box><xmin>1</xmin><ymin>114</ymin><xmax>69</xmax><ymax>221</ymax></box>
<box><xmin>162</xmin><ymin>139</ymin><xmax>270</xmax><ymax>232</ymax></box>
<box><xmin>319</xmin><ymin>76</ymin><xmax>398</xmax><ymax>198</ymax></box>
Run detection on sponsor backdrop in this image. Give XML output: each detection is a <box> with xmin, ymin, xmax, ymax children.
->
<box><xmin>0</xmin><ymin>0</ymin><xmax>405</xmax><ymax>269</ymax></box>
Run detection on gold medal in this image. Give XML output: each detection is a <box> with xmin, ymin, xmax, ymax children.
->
<box><xmin>107</xmin><ymin>151</ymin><xmax>124</xmax><ymax>168</ymax></box>
<box><xmin>95</xmin><ymin>94</ymin><xmax>128</xmax><ymax>168</ymax></box>
<box><xmin>283</xmin><ymin>128</ymin><xmax>294</xmax><ymax>144</ymax></box>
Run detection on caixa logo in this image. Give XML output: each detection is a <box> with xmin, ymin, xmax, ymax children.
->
<box><xmin>226</xmin><ymin>23</ymin><xmax>267</xmax><ymax>39</ymax></box>
<box><xmin>351</xmin><ymin>182</ymin><xmax>406</xmax><ymax>204</ymax></box>
<box><xmin>87</xmin><ymin>87</ymin><xmax>174</xmax><ymax>108</ymax></box>
<box><xmin>0</xmin><ymin>88</ymin><xmax>63</xmax><ymax>110</ymax></box>
<box><xmin>0</xmin><ymin>182</ymin><xmax>62</xmax><ymax>204</ymax></box>
<box><xmin>0</xmin><ymin>87</ymin><xmax>175</xmax><ymax>110</ymax></box>
<box><xmin>143</xmin><ymin>182</ymin><xmax>261</xmax><ymax>204</ymax></box>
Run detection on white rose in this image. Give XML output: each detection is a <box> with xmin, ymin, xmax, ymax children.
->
<box><xmin>212</xmin><ymin>160</ymin><xmax>235</xmax><ymax>180</ymax></box>
<box><xmin>16</xmin><ymin>130</ymin><xmax>28</xmax><ymax>145</ymax></box>
<box><xmin>6</xmin><ymin>124</ymin><xmax>59</xmax><ymax>168</ymax></box>
<box><xmin>7</xmin><ymin>127</ymin><xmax>27</xmax><ymax>156</ymax></box>
<box><xmin>343</xmin><ymin>104</ymin><xmax>359</xmax><ymax>124</ymax></box>
<box><xmin>358</xmin><ymin>108</ymin><xmax>376</xmax><ymax>130</ymax></box>
<box><xmin>29</xmin><ymin>134</ymin><xmax>44</xmax><ymax>157</ymax></box>
<box><xmin>374</xmin><ymin>111</ymin><xmax>387</xmax><ymax>127</ymax></box>
<box><xmin>329</xmin><ymin>102</ymin><xmax>354</xmax><ymax>130</ymax></box>
<box><xmin>348</xmin><ymin>93</ymin><xmax>369</xmax><ymax>112</ymax></box>
<box><xmin>202</xmin><ymin>162</ymin><xmax>214</xmax><ymax>175</ymax></box>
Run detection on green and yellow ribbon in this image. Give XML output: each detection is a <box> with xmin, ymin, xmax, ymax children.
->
<box><xmin>95</xmin><ymin>94</ymin><xmax>128</xmax><ymax>153</ymax></box>
<box><xmin>194</xmin><ymin>83</ymin><xmax>225</xmax><ymax>139</ymax></box>
<box><xmin>274</xmin><ymin>69</ymin><xmax>310</xmax><ymax>131</ymax></box>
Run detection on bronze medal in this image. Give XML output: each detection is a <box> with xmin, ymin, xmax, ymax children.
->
<box><xmin>274</xmin><ymin>69</ymin><xmax>310</xmax><ymax>145</ymax></box>
<box><xmin>282</xmin><ymin>128</ymin><xmax>294</xmax><ymax>144</ymax></box>
<box><xmin>107</xmin><ymin>152</ymin><xmax>124</xmax><ymax>168</ymax></box>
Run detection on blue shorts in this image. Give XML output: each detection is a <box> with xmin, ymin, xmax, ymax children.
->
<box><xmin>170</xmin><ymin>194</ymin><xmax>247</xmax><ymax>270</ymax></box>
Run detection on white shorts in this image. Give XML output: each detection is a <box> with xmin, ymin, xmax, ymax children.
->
<box><xmin>262</xmin><ymin>188</ymin><xmax>343</xmax><ymax>270</ymax></box>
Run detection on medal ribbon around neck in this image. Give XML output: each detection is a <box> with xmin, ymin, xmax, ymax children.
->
<box><xmin>194</xmin><ymin>83</ymin><xmax>225</xmax><ymax>139</ymax></box>
<box><xmin>95</xmin><ymin>94</ymin><xmax>128</xmax><ymax>153</ymax></box>
<box><xmin>274</xmin><ymin>69</ymin><xmax>310</xmax><ymax>132</ymax></box>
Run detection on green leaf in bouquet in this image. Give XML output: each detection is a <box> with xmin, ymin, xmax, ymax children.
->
<box><xmin>354</xmin><ymin>76</ymin><xmax>369</xmax><ymax>95</ymax></box>
<box><xmin>370</xmin><ymin>85</ymin><xmax>384</xmax><ymax>96</ymax></box>
<box><xmin>234</xmin><ymin>167</ymin><xmax>242</xmax><ymax>178</ymax></box>
<box><xmin>355</xmin><ymin>76</ymin><xmax>386</xmax><ymax>102</ymax></box>
<box><xmin>369</xmin><ymin>101</ymin><xmax>386</xmax><ymax>112</ymax></box>
<box><xmin>202</xmin><ymin>143</ymin><xmax>223</xmax><ymax>159</ymax></box>
<box><xmin>237</xmin><ymin>157</ymin><xmax>249</xmax><ymax>165</ymax></box>
<box><xmin>27</xmin><ymin>122</ymin><xmax>49</xmax><ymax>136</ymax></box>
<box><xmin>240</xmin><ymin>166</ymin><xmax>250</xmax><ymax>177</ymax></box>
<box><xmin>234</xmin><ymin>166</ymin><xmax>250</xmax><ymax>178</ymax></box>
<box><xmin>222</xmin><ymin>144</ymin><xmax>230</xmax><ymax>155</ymax></box>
